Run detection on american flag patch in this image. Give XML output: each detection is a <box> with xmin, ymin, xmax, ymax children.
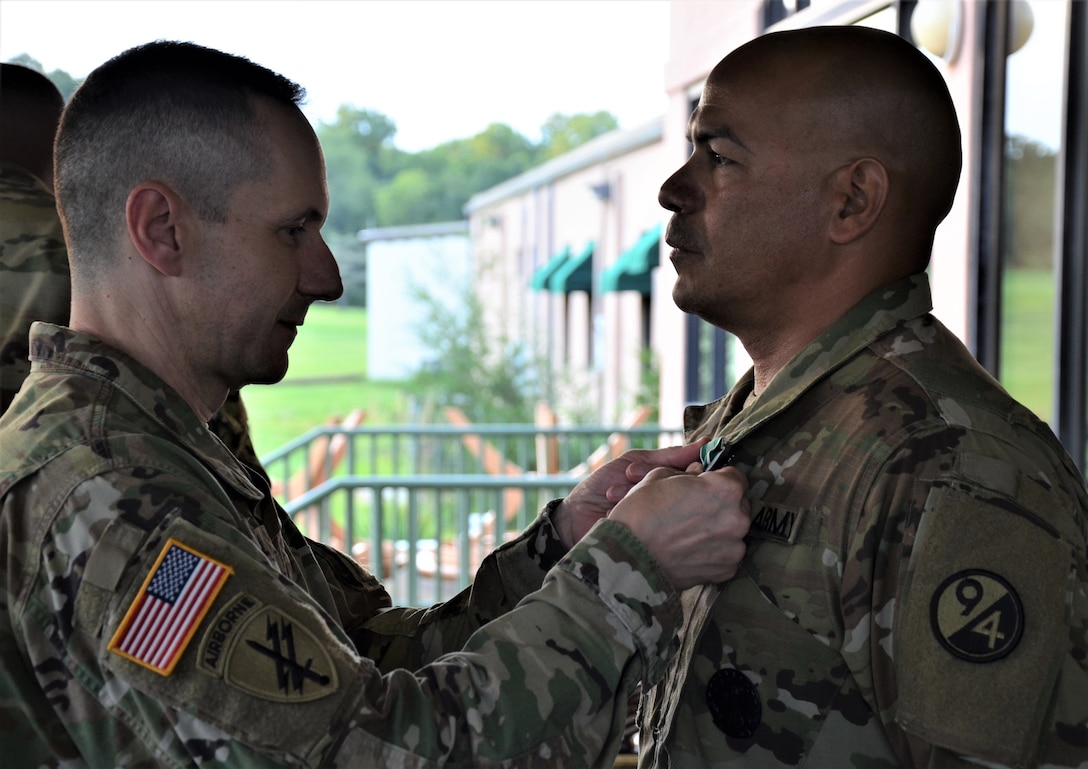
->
<box><xmin>108</xmin><ymin>538</ymin><xmax>232</xmax><ymax>676</ymax></box>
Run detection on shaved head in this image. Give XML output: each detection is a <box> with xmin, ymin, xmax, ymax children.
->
<box><xmin>660</xmin><ymin>25</ymin><xmax>966</xmax><ymax>362</ymax></box>
<box><xmin>712</xmin><ymin>26</ymin><xmax>962</xmax><ymax>246</ymax></box>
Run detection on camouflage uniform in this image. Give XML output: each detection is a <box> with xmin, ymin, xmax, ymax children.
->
<box><xmin>0</xmin><ymin>160</ymin><xmax>70</xmax><ymax>413</ymax></box>
<box><xmin>208</xmin><ymin>388</ymin><xmax>270</xmax><ymax>482</ymax></box>
<box><xmin>639</xmin><ymin>273</ymin><xmax>1088</xmax><ymax>767</ymax></box>
<box><xmin>0</xmin><ymin>323</ymin><xmax>683</xmax><ymax>768</ymax></box>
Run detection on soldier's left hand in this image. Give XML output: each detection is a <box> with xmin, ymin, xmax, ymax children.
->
<box><xmin>553</xmin><ymin>439</ymin><xmax>709</xmax><ymax>549</ymax></box>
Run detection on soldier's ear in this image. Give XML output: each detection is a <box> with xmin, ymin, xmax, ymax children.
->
<box><xmin>125</xmin><ymin>182</ymin><xmax>188</xmax><ymax>277</ymax></box>
<box><xmin>828</xmin><ymin>158</ymin><xmax>887</xmax><ymax>245</ymax></box>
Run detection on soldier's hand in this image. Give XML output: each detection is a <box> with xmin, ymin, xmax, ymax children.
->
<box><xmin>608</xmin><ymin>465</ymin><xmax>750</xmax><ymax>590</ymax></box>
<box><xmin>552</xmin><ymin>440</ymin><xmax>709</xmax><ymax>549</ymax></box>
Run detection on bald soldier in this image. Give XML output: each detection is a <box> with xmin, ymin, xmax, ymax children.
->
<box><xmin>640</xmin><ymin>25</ymin><xmax>1088</xmax><ymax>768</ymax></box>
<box><xmin>0</xmin><ymin>42</ymin><xmax>752</xmax><ymax>767</ymax></box>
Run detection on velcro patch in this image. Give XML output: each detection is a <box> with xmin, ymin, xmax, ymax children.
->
<box><xmin>109</xmin><ymin>538</ymin><xmax>232</xmax><ymax>676</ymax></box>
<box><xmin>200</xmin><ymin>598</ymin><xmax>338</xmax><ymax>703</ymax></box>
<box><xmin>897</xmin><ymin>478</ymin><xmax>1071</xmax><ymax>765</ymax></box>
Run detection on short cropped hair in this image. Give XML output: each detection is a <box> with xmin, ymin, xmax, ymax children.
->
<box><xmin>54</xmin><ymin>41</ymin><xmax>306</xmax><ymax>269</ymax></box>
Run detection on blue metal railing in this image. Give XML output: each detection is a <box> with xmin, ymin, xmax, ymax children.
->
<box><xmin>261</xmin><ymin>424</ymin><xmax>684</xmax><ymax>605</ymax></box>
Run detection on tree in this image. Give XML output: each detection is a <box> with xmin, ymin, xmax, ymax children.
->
<box><xmin>1004</xmin><ymin>135</ymin><xmax>1057</xmax><ymax>270</ymax></box>
<box><xmin>407</xmin><ymin>280</ymin><xmax>546</xmax><ymax>424</ymax></box>
<box><xmin>375</xmin><ymin>167</ymin><xmax>448</xmax><ymax>225</ymax></box>
<box><xmin>317</xmin><ymin>106</ymin><xmax>405</xmax><ymax>233</ymax></box>
<box><xmin>315</xmin><ymin>107</ymin><xmax>620</xmax><ymax>234</ymax></box>
<box><xmin>539</xmin><ymin>111</ymin><xmax>618</xmax><ymax>159</ymax></box>
<box><xmin>377</xmin><ymin>123</ymin><xmax>539</xmax><ymax>226</ymax></box>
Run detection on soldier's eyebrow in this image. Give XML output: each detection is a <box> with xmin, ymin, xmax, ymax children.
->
<box><xmin>691</xmin><ymin>125</ymin><xmax>749</xmax><ymax>153</ymax></box>
<box><xmin>282</xmin><ymin>207</ymin><xmax>326</xmax><ymax>227</ymax></box>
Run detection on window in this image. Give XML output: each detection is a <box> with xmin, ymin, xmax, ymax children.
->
<box><xmin>999</xmin><ymin>0</ymin><xmax>1065</xmax><ymax>424</ymax></box>
<box><xmin>978</xmin><ymin>0</ymin><xmax>1087</xmax><ymax>475</ymax></box>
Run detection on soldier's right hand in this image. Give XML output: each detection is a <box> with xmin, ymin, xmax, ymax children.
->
<box><xmin>607</xmin><ymin>465</ymin><xmax>750</xmax><ymax>591</ymax></box>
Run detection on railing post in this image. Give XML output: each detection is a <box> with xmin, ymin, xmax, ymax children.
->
<box><xmin>407</xmin><ymin>489</ymin><xmax>420</xmax><ymax>605</ymax></box>
<box><xmin>372</xmin><ymin>484</ymin><xmax>385</xmax><ymax>580</ymax></box>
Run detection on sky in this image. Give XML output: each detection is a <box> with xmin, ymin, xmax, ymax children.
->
<box><xmin>0</xmin><ymin>0</ymin><xmax>671</xmax><ymax>152</ymax></box>
<box><xmin>1</xmin><ymin>0</ymin><xmax>1066</xmax><ymax>152</ymax></box>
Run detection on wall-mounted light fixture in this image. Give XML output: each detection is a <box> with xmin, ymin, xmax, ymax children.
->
<box><xmin>911</xmin><ymin>0</ymin><xmax>1034</xmax><ymax>63</ymax></box>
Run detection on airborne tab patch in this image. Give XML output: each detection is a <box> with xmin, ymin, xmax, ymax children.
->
<box><xmin>202</xmin><ymin>601</ymin><xmax>338</xmax><ymax>702</ymax></box>
<box><xmin>198</xmin><ymin>592</ymin><xmax>260</xmax><ymax>675</ymax></box>
<box><xmin>109</xmin><ymin>538</ymin><xmax>232</xmax><ymax>676</ymax></box>
<box><xmin>748</xmin><ymin>504</ymin><xmax>805</xmax><ymax>545</ymax></box>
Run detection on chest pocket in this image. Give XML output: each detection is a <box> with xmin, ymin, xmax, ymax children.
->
<box><xmin>658</xmin><ymin>565</ymin><xmax>857</xmax><ymax>767</ymax></box>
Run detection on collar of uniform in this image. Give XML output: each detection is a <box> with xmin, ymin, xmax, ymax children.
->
<box><xmin>26</xmin><ymin>322</ymin><xmax>262</xmax><ymax>500</ymax></box>
<box><xmin>684</xmin><ymin>272</ymin><xmax>932</xmax><ymax>444</ymax></box>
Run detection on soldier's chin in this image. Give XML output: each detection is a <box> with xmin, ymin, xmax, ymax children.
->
<box><xmin>672</xmin><ymin>282</ymin><xmax>696</xmax><ymax>314</ymax></box>
<box><xmin>245</xmin><ymin>358</ymin><xmax>290</xmax><ymax>386</ymax></box>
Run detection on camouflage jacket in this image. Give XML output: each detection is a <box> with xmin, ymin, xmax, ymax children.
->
<box><xmin>207</xmin><ymin>388</ymin><xmax>270</xmax><ymax>482</ymax></box>
<box><xmin>639</xmin><ymin>274</ymin><xmax>1088</xmax><ymax>768</ymax></box>
<box><xmin>0</xmin><ymin>161</ymin><xmax>70</xmax><ymax>413</ymax></box>
<box><xmin>0</xmin><ymin>324</ymin><xmax>684</xmax><ymax>768</ymax></box>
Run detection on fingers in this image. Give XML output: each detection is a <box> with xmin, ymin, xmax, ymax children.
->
<box><xmin>561</xmin><ymin>438</ymin><xmax>727</xmax><ymax>550</ymax></box>
<box><xmin>604</xmin><ymin>465</ymin><xmax>679</xmax><ymax>504</ymax></box>
<box><xmin>609</xmin><ymin>466</ymin><xmax>751</xmax><ymax>591</ymax></box>
<box><xmin>623</xmin><ymin>438</ymin><xmax>710</xmax><ymax>483</ymax></box>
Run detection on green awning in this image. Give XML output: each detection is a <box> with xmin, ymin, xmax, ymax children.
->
<box><xmin>601</xmin><ymin>224</ymin><xmax>661</xmax><ymax>294</ymax></box>
<box><xmin>548</xmin><ymin>241</ymin><xmax>595</xmax><ymax>293</ymax></box>
<box><xmin>530</xmin><ymin>246</ymin><xmax>571</xmax><ymax>291</ymax></box>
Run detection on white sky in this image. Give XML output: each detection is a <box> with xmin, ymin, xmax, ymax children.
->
<box><xmin>1</xmin><ymin>0</ymin><xmax>1065</xmax><ymax>151</ymax></box>
<box><xmin>0</xmin><ymin>0</ymin><xmax>671</xmax><ymax>151</ymax></box>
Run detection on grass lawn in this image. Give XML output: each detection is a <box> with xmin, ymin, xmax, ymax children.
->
<box><xmin>241</xmin><ymin>303</ymin><xmax>412</xmax><ymax>459</ymax></box>
<box><xmin>1001</xmin><ymin>268</ymin><xmax>1055</xmax><ymax>424</ymax></box>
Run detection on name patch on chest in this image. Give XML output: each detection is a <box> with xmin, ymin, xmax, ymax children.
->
<box><xmin>748</xmin><ymin>504</ymin><xmax>805</xmax><ymax>545</ymax></box>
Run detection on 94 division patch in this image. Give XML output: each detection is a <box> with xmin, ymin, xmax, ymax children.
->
<box><xmin>109</xmin><ymin>538</ymin><xmax>232</xmax><ymax>676</ymax></box>
<box><xmin>929</xmin><ymin>569</ymin><xmax>1023</xmax><ymax>663</ymax></box>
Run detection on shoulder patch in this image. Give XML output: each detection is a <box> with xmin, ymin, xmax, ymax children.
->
<box><xmin>202</xmin><ymin>601</ymin><xmax>338</xmax><ymax>702</ymax></box>
<box><xmin>929</xmin><ymin>569</ymin><xmax>1024</xmax><ymax>662</ymax></box>
<box><xmin>109</xmin><ymin>538</ymin><xmax>232</xmax><ymax>675</ymax></box>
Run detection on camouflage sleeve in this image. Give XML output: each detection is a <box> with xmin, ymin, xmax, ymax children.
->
<box><xmin>345</xmin><ymin>500</ymin><xmax>568</xmax><ymax>670</ymax></box>
<box><xmin>847</xmin><ymin>442</ymin><xmax>1088</xmax><ymax>768</ymax></box>
<box><xmin>11</xmin><ymin>465</ymin><xmax>681</xmax><ymax>768</ymax></box>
